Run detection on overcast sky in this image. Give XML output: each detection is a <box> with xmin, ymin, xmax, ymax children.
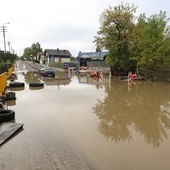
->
<box><xmin>0</xmin><ymin>0</ymin><xmax>170</xmax><ymax>56</ymax></box>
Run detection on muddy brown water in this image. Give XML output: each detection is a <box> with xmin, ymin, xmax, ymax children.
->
<box><xmin>1</xmin><ymin>70</ymin><xmax>170</xmax><ymax>170</ymax></box>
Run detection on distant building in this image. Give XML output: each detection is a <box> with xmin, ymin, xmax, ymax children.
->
<box><xmin>78</xmin><ymin>51</ymin><xmax>108</xmax><ymax>67</ymax></box>
<box><xmin>37</xmin><ymin>52</ymin><xmax>45</xmax><ymax>64</ymax></box>
<box><xmin>44</xmin><ymin>49</ymin><xmax>71</xmax><ymax>64</ymax></box>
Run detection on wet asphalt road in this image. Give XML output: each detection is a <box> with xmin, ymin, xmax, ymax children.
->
<box><xmin>0</xmin><ymin>60</ymin><xmax>93</xmax><ymax>170</ymax></box>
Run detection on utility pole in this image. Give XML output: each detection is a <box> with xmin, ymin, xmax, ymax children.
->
<box><xmin>1</xmin><ymin>26</ymin><xmax>7</xmax><ymax>52</ymax></box>
<box><xmin>1</xmin><ymin>22</ymin><xmax>10</xmax><ymax>53</ymax></box>
<box><xmin>1</xmin><ymin>22</ymin><xmax>10</xmax><ymax>71</ymax></box>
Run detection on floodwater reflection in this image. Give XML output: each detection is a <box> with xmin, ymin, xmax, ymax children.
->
<box><xmin>41</xmin><ymin>77</ymin><xmax>71</xmax><ymax>87</ymax></box>
<box><xmin>93</xmin><ymin>79</ymin><xmax>170</xmax><ymax>147</ymax></box>
<box><xmin>8</xmin><ymin>87</ymin><xmax>25</xmax><ymax>91</ymax></box>
<box><xmin>5</xmin><ymin>99</ymin><xmax>16</xmax><ymax>106</ymax></box>
<box><xmin>22</xmin><ymin>72</ymin><xmax>71</xmax><ymax>89</ymax></box>
<box><xmin>78</xmin><ymin>74</ymin><xmax>109</xmax><ymax>89</ymax></box>
<box><xmin>5</xmin><ymin>70</ymin><xmax>170</xmax><ymax>170</ymax></box>
<box><xmin>23</xmin><ymin>72</ymin><xmax>41</xmax><ymax>84</ymax></box>
<box><xmin>29</xmin><ymin>86</ymin><xmax>44</xmax><ymax>90</ymax></box>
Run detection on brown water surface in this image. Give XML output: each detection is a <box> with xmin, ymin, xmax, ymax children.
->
<box><xmin>2</xmin><ymin>71</ymin><xmax>170</xmax><ymax>170</ymax></box>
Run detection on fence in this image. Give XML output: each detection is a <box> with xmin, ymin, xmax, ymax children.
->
<box><xmin>140</xmin><ymin>65</ymin><xmax>170</xmax><ymax>82</ymax></box>
<box><xmin>153</xmin><ymin>66</ymin><xmax>170</xmax><ymax>82</ymax></box>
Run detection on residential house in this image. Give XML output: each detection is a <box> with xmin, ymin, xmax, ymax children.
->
<box><xmin>44</xmin><ymin>49</ymin><xmax>71</xmax><ymax>64</ymax></box>
<box><xmin>37</xmin><ymin>52</ymin><xmax>45</xmax><ymax>64</ymax></box>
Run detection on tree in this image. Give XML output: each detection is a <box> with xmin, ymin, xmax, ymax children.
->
<box><xmin>96</xmin><ymin>45</ymin><xmax>102</xmax><ymax>52</ymax></box>
<box><xmin>0</xmin><ymin>51</ymin><xmax>18</xmax><ymax>72</ymax></box>
<box><xmin>5</xmin><ymin>52</ymin><xmax>17</xmax><ymax>67</ymax></box>
<box><xmin>94</xmin><ymin>2</ymin><xmax>137</xmax><ymax>72</ymax></box>
<box><xmin>23</xmin><ymin>42</ymin><xmax>42</xmax><ymax>60</ymax></box>
<box><xmin>134</xmin><ymin>11</ymin><xmax>170</xmax><ymax>67</ymax></box>
<box><xmin>0</xmin><ymin>54</ymin><xmax>6</xmax><ymax>73</ymax></box>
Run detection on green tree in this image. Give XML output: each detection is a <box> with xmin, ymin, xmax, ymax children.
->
<box><xmin>0</xmin><ymin>54</ymin><xmax>6</xmax><ymax>73</ymax></box>
<box><xmin>96</xmin><ymin>45</ymin><xmax>102</xmax><ymax>52</ymax></box>
<box><xmin>134</xmin><ymin>11</ymin><xmax>170</xmax><ymax>67</ymax></box>
<box><xmin>23</xmin><ymin>42</ymin><xmax>42</xmax><ymax>60</ymax></box>
<box><xmin>94</xmin><ymin>2</ymin><xmax>137</xmax><ymax>72</ymax></box>
<box><xmin>5</xmin><ymin>52</ymin><xmax>17</xmax><ymax>68</ymax></box>
<box><xmin>0</xmin><ymin>52</ymin><xmax>17</xmax><ymax>72</ymax></box>
<box><xmin>163</xmin><ymin>35</ymin><xmax>170</xmax><ymax>64</ymax></box>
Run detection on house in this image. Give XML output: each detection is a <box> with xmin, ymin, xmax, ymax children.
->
<box><xmin>77</xmin><ymin>51</ymin><xmax>108</xmax><ymax>67</ymax></box>
<box><xmin>77</xmin><ymin>51</ymin><xmax>109</xmax><ymax>73</ymax></box>
<box><xmin>37</xmin><ymin>52</ymin><xmax>45</xmax><ymax>64</ymax></box>
<box><xmin>44</xmin><ymin>49</ymin><xmax>71</xmax><ymax>64</ymax></box>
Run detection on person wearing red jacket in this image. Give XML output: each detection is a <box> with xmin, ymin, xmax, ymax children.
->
<box><xmin>128</xmin><ymin>72</ymin><xmax>137</xmax><ymax>80</ymax></box>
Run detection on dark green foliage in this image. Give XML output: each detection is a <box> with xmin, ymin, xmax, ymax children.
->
<box><xmin>94</xmin><ymin>3</ymin><xmax>170</xmax><ymax>73</ymax></box>
<box><xmin>23</xmin><ymin>42</ymin><xmax>42</xmax><ymax>61</ymax></box>
<box><xmin>0</xmin><ymin>52</ymin><xmax>17</xmax><ymax>73</ymax></box>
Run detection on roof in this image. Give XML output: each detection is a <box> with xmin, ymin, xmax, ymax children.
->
<box><xmin>78</xmin><ymin>51</ymin><xmax>108</xmax><ymax>55</ymax></box>
<box><xmin>37</xmin><ymin>52</ymin><xmax>44</xmax><ymax>55</ymax></box>
<box><xmin>44</xmin><ymin>49</ymin><xmax>71</xmax><ymax>57</ymax></box>
<box><xmin>78</xmin><ymin>51</ymin><xmax>108</xmax><ymax>60</ymax></box>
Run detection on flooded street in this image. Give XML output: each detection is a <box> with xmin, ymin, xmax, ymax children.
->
<box><xmin>1</xmin><ymin>62</ymin><xmax>170</xmax><ymax>170</ymax></box>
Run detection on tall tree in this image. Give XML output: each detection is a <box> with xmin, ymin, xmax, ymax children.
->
<box><xmin>23</xmin><ymin>42</ymin><xmax>42</xmax><ymax>60</ymax></box>
<box><xmin>135</xmin><ymin>11</ymin><xmax>170</xmax><ymax>67</ymax></box>
<box><xmin>94</xmin><ymin>2</ymin><xmax>137</xmax><ymax>72</ymax></box>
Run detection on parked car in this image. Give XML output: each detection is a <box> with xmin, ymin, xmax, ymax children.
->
<box><xmin>39</xmin><ymin>68</ymin><xmax>46</xmax><ymax>74</ymax></box>
<box><xmin>39</xmin><ymin>68</ymin><xmax>55</xmax><ymax>77</ymax></box>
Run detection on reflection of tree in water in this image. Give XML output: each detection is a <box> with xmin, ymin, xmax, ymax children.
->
<box><xmin>23</xmin><ymin>72</ymin><xmax>41</xmax><ymax>84</ymax></box>
<box><xmin>93</xmin><ymin>80</ymin><xmax>170</xmax><ymax>147</ymax></box>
